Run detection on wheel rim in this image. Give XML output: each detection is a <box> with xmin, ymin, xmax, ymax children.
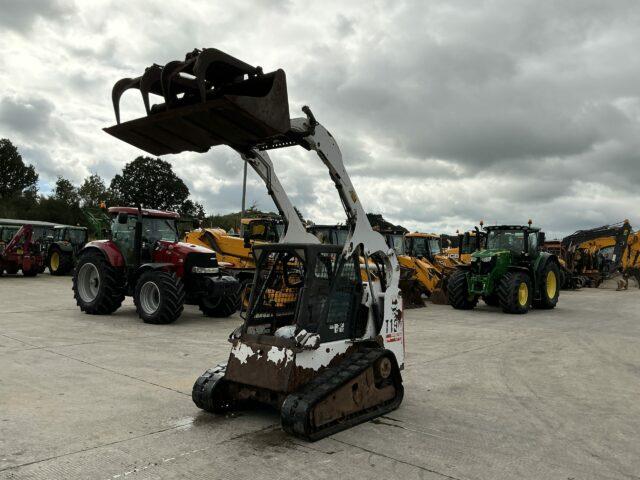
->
<box><xmin>139</xmin><ymin>281</ymin><xmax>161</xmax><ymax>315</ymax></box>
<box><xmin>77</xmin><ymin>263</ymin><xmax>100</xmax><ymax>303</ymax></box>
<box><xmin>546</xmin><ymin>270</ymin><xmax>557</xmax><ymax>298</ymax></box>
<box><xmin>50</xmin><ymin>252</ymin><xmax>59</xmax><ymax>271</ymax></box>
<box><xmin>518</xmin><ymin>282</ymin><xmax>528</xmax><ymax>306</ymax></box>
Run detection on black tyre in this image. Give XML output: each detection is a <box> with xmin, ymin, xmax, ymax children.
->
<box><xmin>134</xmin><ymin>270</ymin><xmax>185</xmax><ymax>324</ymax></box>
<box><xmin>73</xmin><ymin>251</ymin><xmax>124</xmax><ymax>314</ymax></box>
<box><xmin>448</xmin><ymin>270</ymin><xmax>479</xmax><ymax>310</ymax></box>
<box><xmin>199</xmin><ymin>295</ymin><xmax>237</xmax><ymax>318</ymax></box>
<box><xmin>5</xmin><ymin>265</ymin><xmax>19</xmax><ymax>275</ymax></box>
<box><xmin>482</xmin><ymin>293</ymin><xmax>500</xmax><ymax>307</ymax></box>
<box><xmin>49</xmin><ymin>247</ymin><xmax>73</xmax><ymax>276</ymax></box>
<box><xmin>497</xmin><ymin>271</ymin><xmax>531</xmax><ymax>314</ymax></box>
<box><xmin>534</xmin><ymin>261</ymin><xmax>560</xmax><ymax>309</ymax></box>
<box><xmin>21</xmin><ymin>266</ymin><xmax>39</xmax><ymax>277</ymax></box>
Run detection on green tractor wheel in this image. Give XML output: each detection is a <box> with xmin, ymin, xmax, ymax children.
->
<box><xmin>534</xmin><ymin>262</ymin><xmax>560</xmax><ymax>309</ymax></box>
<box><xmin>49</xmin><ymin>247</ymin><xmax>73</xmax><ymax>276</ymax></box>
<box><xmin>497</xmin><ymin>271</ymin><xmax>531</xmax><ymax>314</ymax></box>
<box><xmin>448</xmin><ymin>270</ymin><xmax>479</xmax><ymax>310</ymax></box>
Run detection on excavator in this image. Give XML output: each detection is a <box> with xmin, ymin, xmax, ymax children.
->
<box><xmin>617</xmin><ymin>230</ymin><xmax>640</xmax><ymax>290</ymax></box>
<box><xmin>561</xmin><ymin>220</ymin><xmax>632</xmax><ymax>288</ymax></box>
<box><xmin>105</xmin><ymin>47</ymin><xmax>404</xmax><ymax>441</ymax></box>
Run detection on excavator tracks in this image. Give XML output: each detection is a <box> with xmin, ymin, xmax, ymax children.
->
<box><xmin>281</xmin><ymin>348</ymin><xmax>404</xmax><ymax>441</ymax></box>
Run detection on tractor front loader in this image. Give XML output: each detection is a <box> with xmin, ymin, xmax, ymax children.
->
<box><xmin>105</xmin><ymin>47</ymin><xmax>404</xmax><ymax>441</ymax></box>
<box><xmin>448</xmin><ymin>223</ymin><xmax>560</xmax><ymax>314</ymax></box>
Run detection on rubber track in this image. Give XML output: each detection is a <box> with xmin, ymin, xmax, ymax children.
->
<box><xmin>135</xmin><ymin>271</ymin><xmax>185</xmax><ymax>324</ymax></box>
<box><xmin>281</xmin><ymin>348</ymin><xmax>404</xmax><ymax>441</ymax></box>
<box><xmin>192</xmin><ymin>364</ymin><xmax>227</xmax><ymax>412</ymax></box>
<box><xmin>448</xmin><ymin>270</ymin><xmax>478</xmax><ymax>309</ymax></box>
<box><xmin>73</xmin><ymin>252</ymin><xmax>124</xmax><ymax>314</ymax></box>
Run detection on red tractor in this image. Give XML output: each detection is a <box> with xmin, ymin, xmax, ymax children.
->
<box><xmin>72</xmin><ymin>207</ymin><xmax>239</xmax><ymax>324</ymax></box>
<box><xmin>0</xmin><ymin>224</ymin><xmax>45</xmax><ymax>276</ymax></box>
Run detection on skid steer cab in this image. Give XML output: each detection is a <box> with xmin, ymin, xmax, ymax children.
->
<box><xmin>72</xmin><ymin>207</ymin><xmax>239</xmax><ymax>324</ymax></box>
<box><xmin>448</xmin><ymin>224</ymin><xmax>560</xmax><ymax>314</ymax></box>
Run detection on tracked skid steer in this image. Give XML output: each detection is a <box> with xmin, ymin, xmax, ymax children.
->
<box><xmin>105</xmin><ymin>48</ymin><xmax>405</xmax><ymax>441</ymax></box>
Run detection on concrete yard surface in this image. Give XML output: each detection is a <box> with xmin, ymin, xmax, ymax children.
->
<box><xmin>1</xmin><ymin>274</ymin><xmax>639</xmax><ymax>480</ymax></box>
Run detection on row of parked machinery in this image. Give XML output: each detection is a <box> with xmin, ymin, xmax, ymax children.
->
<box><xmin>3</xmin><ymin>47</ymin><xmax>637</xmax><ymax>441</ymax></box>
<box><xmin>0</xmin><ymin>219</ymin><xmax>89</xmax><ymax>276</ymax></box>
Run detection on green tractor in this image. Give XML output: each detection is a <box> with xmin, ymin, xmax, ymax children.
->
<box><xmin>46</xmin><ymin>226</ymin><xmax>89</xmax><ymax>275</ymax></box>
<box><xmin>448</xmin><ymin>224</ymin><xmax>560</xmax><ymax>314</ymax></box>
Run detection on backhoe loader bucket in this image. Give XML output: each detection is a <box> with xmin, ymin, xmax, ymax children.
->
<box><xmin>104</xmin><ymin>48</ymin><xmax>290</xmax><ymax>155</ymax></box>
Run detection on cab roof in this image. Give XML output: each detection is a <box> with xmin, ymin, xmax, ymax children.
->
<box><xmin>484</xmin><ymin>225</ymin><xmax>540</xmax><ymax>233</ymax></box>
<box><xmin>108</xmin><ymin>207</ymin><xmax>179</xmax><ymax>219</ymax></box>
<box><xmin>54</xmin><ymin>225</ymin><xmax>87</xmax><ymax>230</ymax></box>
<box><xmin>406</xmin><ymin>232</ymin><xmax>439</xmax><ymax>239</ymax></box>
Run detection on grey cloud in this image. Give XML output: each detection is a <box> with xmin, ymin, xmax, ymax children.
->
<box><xmin>0</xmin><ymin>0</ymin><xmax>75</xmax><ymax>33</ymax></box>
<box><xmin>2</xmin><ymin>0</ymin><xmax>640</xmax><ymax>235</ymax></box>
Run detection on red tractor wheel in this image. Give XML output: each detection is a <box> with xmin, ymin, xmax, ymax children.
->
<box><xmin>134</xmin><ymin>270</ymin><xmax>185</xmax><ymax>324</ymax></box>
<box><xmin>73</xmin><ymin>251</ymin><xmax>124</xmax><ymax>314</ymax></box>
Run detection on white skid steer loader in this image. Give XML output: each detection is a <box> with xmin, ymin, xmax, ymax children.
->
<box><xmin>105</xmin><ymin>48</ymin><xmax>405</xmax><ymax>441</ymax></box>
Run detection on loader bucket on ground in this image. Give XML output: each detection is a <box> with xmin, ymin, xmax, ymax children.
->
<box><xmin>104</xmin><ymin>48</ymin><xmax>291</xmax><ymax>155</ymax></box>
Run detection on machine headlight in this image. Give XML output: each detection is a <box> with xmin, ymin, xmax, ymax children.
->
<box><xmin>192</xmin><ymin>266</ymin><xmax>219</xmax><ymax>274</ymax></box>
<box><xmin>481</xmin><ymin>257</ymin><xmax>493</xmax><ymax>263</ymax></box>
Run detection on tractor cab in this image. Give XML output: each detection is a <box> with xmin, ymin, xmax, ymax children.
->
<box><xmin>480</xmin><ymin>225</ymin><xmax>544</xmax><ymax>261</ymax></box>
<box><xmin>0</xmin><ymin>225</ymin><xmax>20</xmax><ymax>253</ymax></box>
<box><xmin>307</xmin><ymin>224</ymin><xmax>349</xmax><ymax>246</ymax></box>
<box><xmin>405</xmin><ymin>233</ymin><xmax>441</xmax><ymax>261</ymax></box>
<box><xmin>380</xmin><ymin>229</ymin><xmax>407</xmax><ymax>255</ymax></box>
<box><xmin>108</xmin><ymin>207</ymin><xmax>180</xmax><ymax>265</ymax></box>
<box><xmin>53</xmin><ymin>226</ymin><xmax>88</xmax><ymax>246</ymax></box>
<box><xmin>242</xmin><ymin>217</ymin><xmax>284</xmax><ymax>245</ymax></box>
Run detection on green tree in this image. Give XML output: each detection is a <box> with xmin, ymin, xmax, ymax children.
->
<box><xmin>78</xmin><ymin>174</ymin><xmax>107</xmax><ymax>207</ymax></box>
<box><xmin>179</xmin><ymin>199</ymin><xmax>206</xmax><ymax>219</ymax></box>
<box><xmin>109</xmin><ymin>156</ymin><xmax>189</xmax><ymax>211</ymax></box>
<box><xmin>0</xmin><ymin>138</ymin><xmax>38</xmax><ymax>199</ymax></box>
<box><xmin>54</xmin><ymin>176</ymin><xmax>80</xmax><ymax>206</ymax></box>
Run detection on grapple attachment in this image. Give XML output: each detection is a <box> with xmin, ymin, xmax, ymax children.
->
<box><xmin>104</xmin><ymin>48</ymin><xmax>291</xmax><ymax>155</ymax></box>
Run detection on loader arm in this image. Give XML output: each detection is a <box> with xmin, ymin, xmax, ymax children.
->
<box><xmin>240</xmin><ymin>148</ymin><xmax>319</xmax><ymax>244</ymax></box>
<box><xmin>287</xmin><ymin>113</ymin><xmax>403</xmax><ymax>355</ymax></box>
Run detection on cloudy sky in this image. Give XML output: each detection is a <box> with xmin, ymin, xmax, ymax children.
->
<box><xmin>1</xmin><ymin>0</ymin><xmax>639</xmax><ymax>238</ymax></box>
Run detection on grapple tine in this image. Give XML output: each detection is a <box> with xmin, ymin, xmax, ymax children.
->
<box><xmin>139</xmin><ymin>64</ymin><xmax>163</xmax><ymax>115</ymax></box>
<box><xmin>160</xmin><ymin>60</ymin><xmax>189</xmax><ymax>107</ymax></box>
<box><xmin>193</xmin><ymin>48</ymin><xmax>257</xmax><ymax>102</ymax></box>
<box><xmin>104</xmin><ymin>47</ymin><xmax>292</xmax><ymax>154</ymax></box>
<box><xmin>111</xmin><ymin>77</ymin><xmax>141</xmax><ymax>124</ymax></box>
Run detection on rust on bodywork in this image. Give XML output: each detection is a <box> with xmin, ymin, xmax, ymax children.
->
<box><xmin>224</xmin><ymin>338</ymin><xmax>354</xmax><ymax>394</ymax></box>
